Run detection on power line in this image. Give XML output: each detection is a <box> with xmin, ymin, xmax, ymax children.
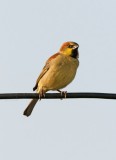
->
<box><xmin>0</xmin><ymin>92</ymin><xmax>116</xmax><ymax>100</ymax></box>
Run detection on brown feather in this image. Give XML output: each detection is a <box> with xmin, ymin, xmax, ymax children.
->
<box><xmin>23</xmin><ymin>99</ymin><xmax>38</xmax><ymax>117</ymax></box>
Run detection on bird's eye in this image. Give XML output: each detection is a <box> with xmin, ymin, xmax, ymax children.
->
<box><xmin>68</xmin><ymin>45</ymin><xmax>73</xmax><ymax>48</ymax></box>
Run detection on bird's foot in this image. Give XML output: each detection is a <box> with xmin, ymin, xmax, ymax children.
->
<box><xmin>39</xmin><ymin>89</ymin><xmax>45</xmax><ymax>100</ymax></box>
<box><xmin>57</xmin><ymin>90</ymin><xmax>67</xmax><ymax>99</ymax></box>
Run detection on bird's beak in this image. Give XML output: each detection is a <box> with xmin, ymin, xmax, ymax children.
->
<box><xmin>73</xmin><ymin>45</ymin><xmax>79</xmax><ymax>50</ymax></box>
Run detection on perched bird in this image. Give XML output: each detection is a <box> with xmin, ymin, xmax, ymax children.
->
<box><xmin>23</xmin><ymin>41</ymin><xmax>79</xmax><ymax>117</ymax></box>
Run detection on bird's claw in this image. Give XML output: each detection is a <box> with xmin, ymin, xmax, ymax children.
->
<box><xmin>61</xmin><ymin>91</ymin><xmax>67</xmax><ymax>98</ymax></box>
<box><xmin>39</xmin><ymin>89</ymin><xmax>45</xmax><ymax>100</ymax></box>
<box><xmin>57</xmin><ymin>90</ymin><xmax>67</xmax><ymax>99</ymax></box>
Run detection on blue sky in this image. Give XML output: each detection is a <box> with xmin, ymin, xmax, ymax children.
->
<box><xmin>0</xmin><ymin>0</ymin><xmax>116</xmax><ymax>159</ymax></box>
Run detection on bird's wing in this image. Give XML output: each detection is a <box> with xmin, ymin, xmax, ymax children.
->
<box><xmin>33</xmin><ymin>62</ymin><xmax>50</xmax><ymax>91</ymax></box>
<box><xmin>33</xmin><ymin>53</ymin><xmax>60</xmax><ymax>91</ymax></box>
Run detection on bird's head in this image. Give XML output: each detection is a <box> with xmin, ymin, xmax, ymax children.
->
<box><xmin>59</xmin><ymin>41</ymin><xmax>79</xmax><ymax>59</ymax></box>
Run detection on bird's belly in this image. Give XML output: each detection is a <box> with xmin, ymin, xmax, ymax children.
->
<box><xmin>38</xmin><ymin>60</ymin><xmax>78</xmax><ymax>91</ymax></box>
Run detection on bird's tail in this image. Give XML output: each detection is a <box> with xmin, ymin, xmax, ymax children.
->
<box><xmin>23</xmin><ymin>99</ymin><xmax>38</xmax><ymax>117</ymax></box>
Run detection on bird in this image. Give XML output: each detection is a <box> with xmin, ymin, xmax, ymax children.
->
<box><xmin>23</xmin><ymin>41</ymin><xmax>79</xmax><ymax>117</ymax></box>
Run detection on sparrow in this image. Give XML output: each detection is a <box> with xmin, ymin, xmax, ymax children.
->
<box><xmin>23</xmin><ymin>41</ymin><xmax>79</xmax><ymax>117</ymax></box>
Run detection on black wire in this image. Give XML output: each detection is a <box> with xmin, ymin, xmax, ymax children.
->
<box><xmin>0</xmin><ymin>92</ymin><xmax>116</xmax><ymax>100</ymax></box>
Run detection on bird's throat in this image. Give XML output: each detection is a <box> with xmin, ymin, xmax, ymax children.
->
<box><xmin>71</xmin><ymin>49</ymin><xmax>79</xmax><ymax>59</ymax></box>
